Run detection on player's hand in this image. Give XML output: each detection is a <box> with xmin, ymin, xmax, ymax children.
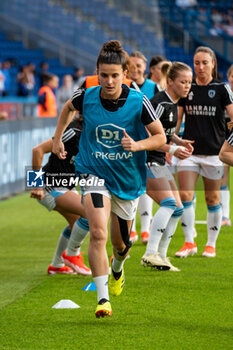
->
<box><xmin>174</xmin><ymin>146</ymin><xmax>192</xmax><ymax>160</ymax></box>
<box><xmin>166</xmin><ymin>152</ymin><xmax>173</xmax><ymax>165</ymax></box>
<box><xmin>52</xmin><ymin>139</ymin><xmax>67</xmax><ymax>159</ymax></box>
<box><xmin>227</xmin><ymin>121</ymin><xmax>233</xmax><ymax>131</ymax></box>
<box><xmin>180</xmin><ymin>139</ymin><xmax>194</xmax><ymax>153</ymax></box>
<box><xmin>30</xmin><ymin>189</ymin><xmax>45</xmax><ymax>200</ymax></box>
<box><xmin>121</xmin><ymin>130</ymin><xmax>138</xmax><ymax>152</ymax></box>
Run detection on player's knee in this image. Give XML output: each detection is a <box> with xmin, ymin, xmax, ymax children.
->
<box><xmin>160</xmin><ymin>197</ymin><xmax>177</xmax><ymax>211</ymax></box>
<box><xmin>180</xmin><ymin>191</ymin><xmax>193</xmax><ymax>202</ymax></box>
<box><xmin>90</xmin><ymin>226</ymin><xmax>107</xmax><ymax>246</ymax></box>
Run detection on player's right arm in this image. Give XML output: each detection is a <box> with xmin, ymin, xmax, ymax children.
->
<box><xmin>52</xmin><ymin>100</ymin><xmax>77</xmax><ymax>159</ymax></box>
<box><xmin>52</xmin><ymin>88</ymin><xmax>85</xmax><ymax>159</ymax></box>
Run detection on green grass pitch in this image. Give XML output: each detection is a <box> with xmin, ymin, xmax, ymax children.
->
<box><xmin>0</xmin><ymin>172</ymin><xmax>233</xmax><ymax>350</ymax></box>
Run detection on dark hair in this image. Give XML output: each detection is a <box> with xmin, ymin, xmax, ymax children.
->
<box><xmin>43</xmin><ymin>73</ymin><xmax>57</xmax><ymax>84</ymax></box>
<box><xmin>194</xmin><ymin>46</ymin><xmax>217</xmax><ymax>79</ymax></box>
<box><xmin>149</xmin><ymin>55</ymin><xmax>166</xmax><ymax>68</ymax></box>
<box><xmin>97</xmin><ymin>40</ymin><xmax>127</xmax><ymax>70</ymax></box>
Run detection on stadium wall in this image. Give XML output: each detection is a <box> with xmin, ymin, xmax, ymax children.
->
<box><xmin>0</xmin><ymin>118</ymin><xmax>57</xmax><ymax>199</ymax></box>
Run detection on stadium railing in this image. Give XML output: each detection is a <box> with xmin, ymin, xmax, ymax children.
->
<box><xmin>0</xmin><ymin>117</ymin><xmax>57</xmax><ymax>200</ymax></box>
<box><xmin>0</xmin><ymin>97</ymin><xmax>37</xmax><ymax>120</ymax></box>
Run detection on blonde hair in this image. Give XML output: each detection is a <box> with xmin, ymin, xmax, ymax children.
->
<box><xmin>227</xmin><ymin>64</ymin><xmax>233</xmax><ymax>77</ymax></box>
<box><xmin>160</xmin><ymin>61</ymin><xmax>192</xmax><ymax>89</ymax></box>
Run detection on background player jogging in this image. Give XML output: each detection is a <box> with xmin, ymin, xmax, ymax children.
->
<box><xmin>175</xmin><ymin>46</ymin><xmax>233</xmax><ymax>258</ymax></box>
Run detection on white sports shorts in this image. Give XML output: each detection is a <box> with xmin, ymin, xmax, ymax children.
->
<box><xmin>178</xmin><ymin>155</ymin><xmax>223</xmax><ymax>180</ymax></box>
<box><xmin>147</xmin><ymin>162</ymin><xmax>174</xmax><ymax>181</ymax></box>
<box><xmin>38</xmin><ymin>187</ymin><xmax>79</xmax><ymax>211</ymax></box>
<box><xmin>80</xmin><ymin>174</ymin><xmax>139</xmax><ymax>221</ymax></box>
<box><xmin>170</xmin><ymin>155</ymin><xmax>179</xmax><ymax>174</ymax></box>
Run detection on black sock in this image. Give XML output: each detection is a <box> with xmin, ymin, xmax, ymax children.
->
<box><xmin>112</xmin><ymin>269</ymin><xmax>122</xmax><ymax>280</ymax></box>
<box><xmin>98</xmin><ymin>298</ymin><xmax>109</xmax><ymax>305</ymax></box>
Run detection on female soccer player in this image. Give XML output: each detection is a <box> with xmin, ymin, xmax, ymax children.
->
<box><xmin>31</xmin><ymin>117</ymin><xmax>91</xmax><ymax>276</ymax></box>
<box><xmin>129</xmin><ymin>51</ymin><xmax>160</xmax><ymax>244</ymax></box>
<box><xmin>149</xmin><ymin>55</ymin><xmax>167</xmax><ymax>88</ymax></box>
<box><xmin>220</xmin><ymin>64</ymin><xmax>233</xmax><ymax>226</ymax></box>
<box><xmin>219</xmin><ymin>123</ymin><xmax>233</xmax><ymax>166</ymax></box>
<box><xmin>141</xmin><ymin>62</ymin><xmax>194</xmax><ymax>271</ymax></box>
<box><xmin>52</xmin><ymin>40</ymin><xmax>166</xmax><ymax>318</ymax></box>
<box><xmin>175</xmin><ymin>46</ymin><xmax>233</xmax><ymax>258</ymax></box>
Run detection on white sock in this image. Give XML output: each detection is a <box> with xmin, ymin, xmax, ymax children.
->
<box><xmin>180</xmin><ymin>201</ymin><xmax>195</xmax><ymax>243</ymax></box>
<box><xmin>220</xmin><ymin>186</ymin><xmax>230</xmax><ymax>218</ymax></box>
<box><xmin>192</xmin><ymin>193</ymin><xmax>197</xmax><ymax>211</ymax></box>
<box><xmin>66</xmin><ymin>218</ymin><xmax>89</xmax><ymax>256</ymax></box>
<box><xmin>138</xmin><ymin>193</ymin><xmax>153</xmax><ymax>232</ymax></box>
<box><xmin>207</xmin><ymin>204</ymin><xmax>222</xmax><ymax>248</ymax></box>
<box><xmin>158</xmin><ymin>205</ymin><xmax>183</xmax><ymax>258</ymax></box>
<box><xmin>93</xmin><ymin>275</ymin><xmax>109</xmax><ymax>302</ymax></box>
<box><xmin>131</xmin><ymin>213</ymin><xmax>136</xmax><ymax>232</ymax></box>
<box><xmin>51</xmin><ymin>227</ymin><xmax>71</xmax><ymax>267</ymax></box>
<box><xmin>112</xmin><ymin>256</ymin><xmax>124</xmax><ymax>273</ymax></box>
<box><xmin>145</xmin><ymin>198</ymin><xmax>176</xmax><ymax>255</ymax></box>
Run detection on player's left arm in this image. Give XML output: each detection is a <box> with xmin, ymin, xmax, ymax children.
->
<box><xmin>121</xmin><ymin>95</ymin><xmax>166</xmax><ymax>151</ymax></box>
<box><xmin>219</xmin><ymin>139</ymin><xmax>233</xmax><ymax>166</ymax></box>
<box><xmin>32</xmin><ymin>139</ymin><xmax>53</xmax><ymax>171</ymax></box>
<box><xmin>121</xmin><ymin>119</ymin><xmax>166</xmax><ymax>152</ymax></box>
<box><xmin>226</xmin><ymin>104</ymin><xmax>233</xmax><ymax>122</ymax></box>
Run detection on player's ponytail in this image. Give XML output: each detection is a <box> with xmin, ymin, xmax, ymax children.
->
<box><xmin>194</xmin><ymin>46</ymin><xmax>218</xmax><ymax>79</ymax></box>
<box><xmin>97</xmin><ymin>40</ymin><xmax>127</xmax><ymax>71</ymax></box>
<box><xmin>160</xmin><ymin>61</ymin><xmax>172</xmax><ymax>89</ymax></box>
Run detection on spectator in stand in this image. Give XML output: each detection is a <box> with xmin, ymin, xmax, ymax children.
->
<box><xmin>39</xmin><ymin>61</ymin><xmax>50</xmax><ymax>87</ymax></box>
<box><xmin>0</xmin><ymin>111</ymin><xmax>8</xmax><ymax>120</ymax></box>
<box><xmin>57</xmin><ymin>74</ymin><xmax>74</xmax><ymax>114</ymax></box>
<box><xmin>73</xmin><ymin>67</ymin><xmax>85</xmax><ymax>89</ymax></box>
<box><xmin>0</xmin><ymin>62</ymin><xmax>6</xmax><ymax>96</ymax></box>
<box><xmin>38</xmin><ymin>73</ymin><xmax>59</xmax><ymax>118</ymax></box>
<box><xmin>176</xmin><ymin>0</ymin><xmax>197</xmax><ymax>9</ymax></box>
<box><xmin>2</xmin><ymin>61</ymin><xmax>11</xmax><ymax>96</ymax></box>
<box><xmin>17</xmin><ymin>64</ymin><xmax>35</xmax><ymax>97</ymax></box>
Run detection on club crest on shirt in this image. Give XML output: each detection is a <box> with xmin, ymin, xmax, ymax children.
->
<box><xmin>208</xmin><ymin>89</ymin><xmax>216</xmax><ymax>98</ymax></box>
<box><xmin>96</xmin><ymin>123</ymin><xmax>124</xmax><ymax>148</ymax></box>
<box><xmin>188</xmin><ymin>91</ymin><xmax>194</xmax><ymax>100</ymax></box>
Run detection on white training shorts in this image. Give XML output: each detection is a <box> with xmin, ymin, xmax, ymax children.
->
<box><xmin>80</xmin><ymin>174</ymin><xmax>139</xmax><ymax>221</ymax></box>
<box><xmin>38</xmin><ymin>187</ymin><xmax>79</xmax><ymax>211</ymax></box>
<box><xmin>178</xmin><ymin>155</ymin><xmax>223</xmax><ymax>180</ymax></box>
<box><xmin>170</xmin><ymin>155</ymin><xmax>179</xmax><ymax>174</ymax></box>
<box><xmin>147</xmin><ymin>162</ymin><xmax>174</xmax><ymax>182</ymax></box>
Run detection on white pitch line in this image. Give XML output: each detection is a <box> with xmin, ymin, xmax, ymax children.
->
<box><xmin>195</xmin><ymin>220</ymin><xmax>207</xmax><ymax>224</ymax></box>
